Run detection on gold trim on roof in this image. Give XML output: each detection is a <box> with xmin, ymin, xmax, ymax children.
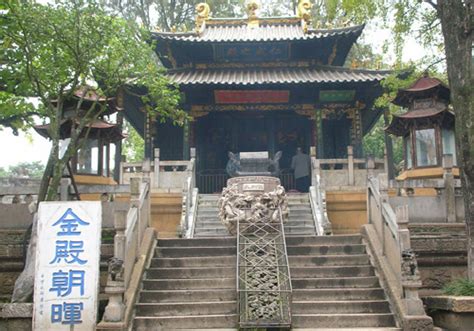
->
<box><xmin>297</xmin><ymin>0</ymin><xmax>313</xmax><ymax>32</ymax></box>
<box><xmin>246</xmin><ymin>0</ymin><xmax>260</xmax><ymax>28</ymax></box>
<box><xmin>195</xmin><ymin>3</ymin><xmax>210</xmax><ymax>33</ymax></box>
<box><xmin>205</xmin><ymin>16</ymin><xmax>302</xmax><ymax>26</ymax></box>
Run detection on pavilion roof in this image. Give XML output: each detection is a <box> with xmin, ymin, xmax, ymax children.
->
<box><xmin>385</xmin><ymin>108</ymin><xmax>454</xmax><ymax>136</ymax></box>
<box><xmin>167</xmin><ymin>65</ymin><xmax>390</xmax><ymax>86</ymax></box>
<box><xmin>152</xmin><ymin>18</ymin><xmax>364</xmax><ymax>43</ymax></box>
<box><xmin>34</xmin><ymin>119</ymin><xmax>125</xmax><ymax>142</ymax></box>
<box><xmin>392</xmin><ymin>76</ymin><xmax>450</xmax><ymax>107</ymax></box>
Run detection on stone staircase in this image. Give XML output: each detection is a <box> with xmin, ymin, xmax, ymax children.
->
<box><xmin>133</xmin><ymin>233</ymin><xmax>401</xmax><ymax>330</ymax></box>
<box><xmin>287</xmin><ymin>234</ymin><xmax>400</xmax><ymax>330</ymax></box>
<box><xmin>193</xmin><ymin>193</ymin><xmax>316</xmax><ymax>237</ymax></box>
<box><xmin>133</xmin><ymin>237</ymin><xmax>237</xmax><ymax>330</ymax></box>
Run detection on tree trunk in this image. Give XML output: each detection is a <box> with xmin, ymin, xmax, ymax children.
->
<box><xmin>437</xmin><ymin>0</ymin><xmax>474</xmax><ymax>278</ymax></box>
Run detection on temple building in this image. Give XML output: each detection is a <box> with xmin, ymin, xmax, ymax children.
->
<box><xmin>123</xmin><ymin>2</ymin><xmax>390</xmax><ymax>192</ymax></box>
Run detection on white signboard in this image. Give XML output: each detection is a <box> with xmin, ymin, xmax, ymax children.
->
<box><xmin>33</xmin><ymin>201</ymin><xmax>102</xmax><ymax>330</ymax></box>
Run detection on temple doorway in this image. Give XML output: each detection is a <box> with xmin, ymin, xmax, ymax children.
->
<box><xmin>195</xmin><ymin>111</ymin><xmax>311</xmax><ymax>193</ymax></box>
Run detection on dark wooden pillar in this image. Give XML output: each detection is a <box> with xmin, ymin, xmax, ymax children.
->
<box><xmin>113</xmin><ymin>111</ymin><xmax>123</xmax><ymax>182</ymax></box>
<box><xmin>183</xmin><ymin>118</ymin><xmax>190</xmax><ymax>160</ymax></box>
<box><xmin>144</xmin><ymin>113</ymin><xmax>153</xmax><ymax>160</ymax></box>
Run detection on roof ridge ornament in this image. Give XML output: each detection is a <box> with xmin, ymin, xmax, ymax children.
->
<box><xmin>195</xmin><ymin>3</ymin><xmax>210</xmax><ymax>33</ymax></box>
<box><xmin>246</xmin><ymin>0</ymin><xmax>260</xmax><ymax>28</ymax></box>
<box><xmin>297</xmin><ymin>0</ymin><xmax>313</xmax><ymax>33</ymax></box>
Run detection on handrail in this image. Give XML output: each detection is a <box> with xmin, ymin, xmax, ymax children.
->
<box><xmin>310</xmin><ymin>155</ymin><xmax>331</xmax><ymax>235</ymax></box>
<box><xmin>0</xmin><ymin>184</ymin><xmax>131</xmax><ymax>201</ymax></box>
<box><xmin>364</xmin><ymin>174</ymin><xmax>433</xmax><ymax>328</ymax></box>
<box><xmin>180</xmin><ymin>152</ymin><xmax>197</xmax><ymax>238</ymax></box>
<box><xmin>100</xmin><ymin>177</ymin><xmax>151</xmax><ymax>326</ymax></box>
<box><xmin>187</xmin><ymin>188</ymin><xmax>199</xmax><ymax>238</ymax></box>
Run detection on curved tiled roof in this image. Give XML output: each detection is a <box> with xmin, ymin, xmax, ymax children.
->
<box><xmin>167</xmin><ymin>66</ymin><xmax>390</xmax><ymax>85</ymax></box>
<box><xmin>152</xmin><ymin>23</ymin><xmax>364</xmax><ymax>43</ymax></box>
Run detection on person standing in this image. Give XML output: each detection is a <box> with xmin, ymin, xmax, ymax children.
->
<box><xmin>291</xmin><ymin>147</ymin><xmax>311</xmax><ymax>192</ymax></box>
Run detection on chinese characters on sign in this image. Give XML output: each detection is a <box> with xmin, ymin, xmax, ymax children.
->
<box><xmin>33</xmin><ymin>202</ymin><xmax>102</xmax><ymax>330</ymax></box>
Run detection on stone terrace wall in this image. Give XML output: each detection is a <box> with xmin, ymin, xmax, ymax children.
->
<box><xmin>409</xmin><ymin>223</ymin><xmax>467</xmax><ymax>296</ymax></box>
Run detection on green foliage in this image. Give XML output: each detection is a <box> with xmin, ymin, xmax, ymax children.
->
<box><xmin>363</xmin><ymin>116</ymin><xmax>404</xmax><ymax>173</ymax></box>
<box><xmin>443</xmin><ymin>279</ymin><xmax>474</xmax><ymax>296</ymax></box>
<box><xmin>1</xmin><ymin>0</ymin><xmax>184</xmax><ymax>200</ymax></box>
<box><xmin>103</xmin><ymin>0</ymin><xmax>243</xmax><ymax>31</ymax></box>
<box><xmin>122</xmin><ymin>121</ymin><xmax>145</xmax><ymax>162</ymax></box>
<box><xmin>1</xmin><ymin>161</ymin><xmax>45</xmax><ymax>178</ymax></box>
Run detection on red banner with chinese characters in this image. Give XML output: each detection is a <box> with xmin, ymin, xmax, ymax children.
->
<box><xmin>215</xmin><ymin>90</ymin><xmax>290</xmax><ymax>104</ymax></box>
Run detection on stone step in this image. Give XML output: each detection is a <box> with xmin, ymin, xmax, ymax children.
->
<box><xmin>157</xmin><ymin>238</ymin><xmax>236</xmax><ymax>247</ymax></box>
<box><xmin>292</xmin><ymin>313</ymin><xmax>395</xmax><ymax>328</ymax></box>
<box><xmin>196</xmin><ymin>216</ymin><xmax>222</xmax><ymax>222</ymax></box>
<box><xmin>292</xmin><ymin>288</ymin><xmax>386</xmax><ymax>301</ymax></box>
<box><xmin>135</xmin><ymin>301</ymin><xmax>237</xmax><ymax>317</ymax></box>
<box><xmin>292</xmin><ymin>300</ymin><xmax>391</xmax><ymax>314</ymax></box>
<box><xmin>133</xmin><ymin>314</ymin><xmax>238</xmax><ymax>330</ymax></box>
<box><xmin>155</xmin><ymin>246</ymin><xmax>235</xmax><ymax>258</ymax></box>
<box><xmin>290</xmin><ymin>265</ymin><xmax>374</xmax><ymax>278</ymax></box>
<box><xmin>286</xmin><ymin>235</ymin><xmax>362</xmax><ymax>246</ymax></box>
<box><xmin>151</xmin><ymin>256</ymin><xmax>236</xmax><ymax>268</ymax></box>
<box><xmin>289</xmin><ymin>254</ymin><xmax>370</xmax><ymax>266</ymax></box>
<box><xmin>284</xmin><ymin>227</ymin><xmax>317</xmax><ymax>235</ymax></box>
<box><xmin>195</xmin><ymin>222</ymin><xmax>227</xmax><ymax>229</ymax></box>
<box><xmin>292</xmin><ymin>276</ymin><xmax>380</xmax><ymax>289</ymax></box>
<box><xmin>287</xmin><ymin>244</ymin><xmax>366</xmax><ymax>256</ymax></box>
<box><xmin>292</xmin><ymin>329</ymin><xmax>401</xmax><ymax>331</ymax></box>
<box><xmin>286</xmin><ymin>217</ymin><xmax>315</xmax><ymax>222</ymax></box>
<box><xmin>288</xmin><ymin>209</ymin><xmax>313</xmax><ymax>215</ymax></box>
<box><xmin>193</xmin><ymin>229</ymin><xmax>231</xmax><ymax>236</ymax></box>
<box><xmin>193</xmin><ymin>232</ymin><xmax>230</xmax><ymax>238</ymax></box>
<box><xmin>284</xmin><ymin>227</ymin><xmax>316</xmax><ymax>235</ymax></box>
<box><xmin>139</xmin><ymin>289</ymin><xmax>236</xmax><ymax>303</ymax></box>
<box><xmin>142</xmin><ymin>277</ymin><xmax>235</xmax><ymax>290</ymax></box>
<box><xmin>146</xmin><ymin>266</ymin><xmax>235</xmax><ymax>279</ymax></box>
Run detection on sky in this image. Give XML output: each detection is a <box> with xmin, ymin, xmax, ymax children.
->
<box><xmin>0</xmin><ymin>6</ymin><xmax>434</xmax><ymax>169</ymax></box>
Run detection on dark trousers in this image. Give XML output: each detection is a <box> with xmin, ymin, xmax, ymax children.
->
<box><xmin>295</xmin><ymin>176</ymin><xmax>310</xmax><ymax>192</ymax></box>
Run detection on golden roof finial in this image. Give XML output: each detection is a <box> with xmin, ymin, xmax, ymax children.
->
<box><xmin>246</xmin><ymin>0</ymin><xmax>260</xmax><ymax>28</ymax></box>
<box><xmin>195</xmin><ymin>3</ymin><xmax>210</xmax><ymax>33</ymax></box>
<box><xmin>297</xmin><ymin>0</ymin><xmax>312</xmax><ymax>32</ymax></box>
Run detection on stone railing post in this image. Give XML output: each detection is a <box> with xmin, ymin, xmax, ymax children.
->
<box><xmin>348</xmin><ymin>145</ymin><xmax>354</xmax><ymax>186</ymax></box>
<box><xmin>102</xmin><ymin>210</ymin><xmax>127</xmax><ymax>322</ymax></box>
<box><xmin>130</xmin><ymin>177</ymin><xmax>141</xmax><ymax>208</ymax></box>
<box><xmin>119</xmin><ymin>155</ymin><xmax>126</xmax><ymax>184</ymax></box>
<box><xmin>60</xmin><ymin>178</ymin><xmax>71</xmax><ymax>201</ymax></box>
<box><xmin>396</xmin><ymin>205</ymin><xmax>425</xmax><ymax>316</ymax></box>
<box><xmin>142</xmin><ymin>159</ymin><xmax>151</xmax><ymax>185</ymax></box>
<box><xmin>154</xmin><ymin>148</ymin><xmax>160</xmax><ymax>189</ymax></box>
<box><xmin>189</xmin><ymin>147</ymin><xmax>196</xmax><ymax>188</ymax></box>
<box><xmin>378</xmin><ymin>173</ymin><xmax>388</xmax><ymax>255</ymax></box>
<box><xmin>443</xmin><ymin>154</ymin><xmax>456</xmax><ymax>223</ymax></box>
<box><xmin>367</xmin><ymin>155</ymin><xmax>375</xmax><ymax>179</ymax></box>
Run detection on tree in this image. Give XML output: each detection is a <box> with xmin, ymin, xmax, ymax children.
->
<box><xmin>327</xmin><ymin>0</ymin><xmax>472</xmax><ymax>278</ymax></box>
<box><xmin>122</xmin><ymin>121</ymin><xmax>145</xmax><ymax>162</ymax></box>
<box><xmin>8</xmin><ymin>161</ymin><xmax>45</xmax><ymax>179</ymax></box>
<box><xmin>1</xmin><ymin>0</ymin><xmax>185</xmax><ymax>201</ymax></box>
<box><xmin>102</xmin><ymin>0</ymin><xmax>243</xmax><ymax>31</ymax></box>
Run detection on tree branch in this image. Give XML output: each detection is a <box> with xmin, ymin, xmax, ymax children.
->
<box><xmin>424</xmin><ymin>0</ymin><xmax>438</xmax><ymax>10</ymax></box>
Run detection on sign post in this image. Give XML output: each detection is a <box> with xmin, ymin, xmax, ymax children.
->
<box><xmin>33</xmin><ymin>201</ymin><xmax>102</xmax><ymax>330</ymax></box>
